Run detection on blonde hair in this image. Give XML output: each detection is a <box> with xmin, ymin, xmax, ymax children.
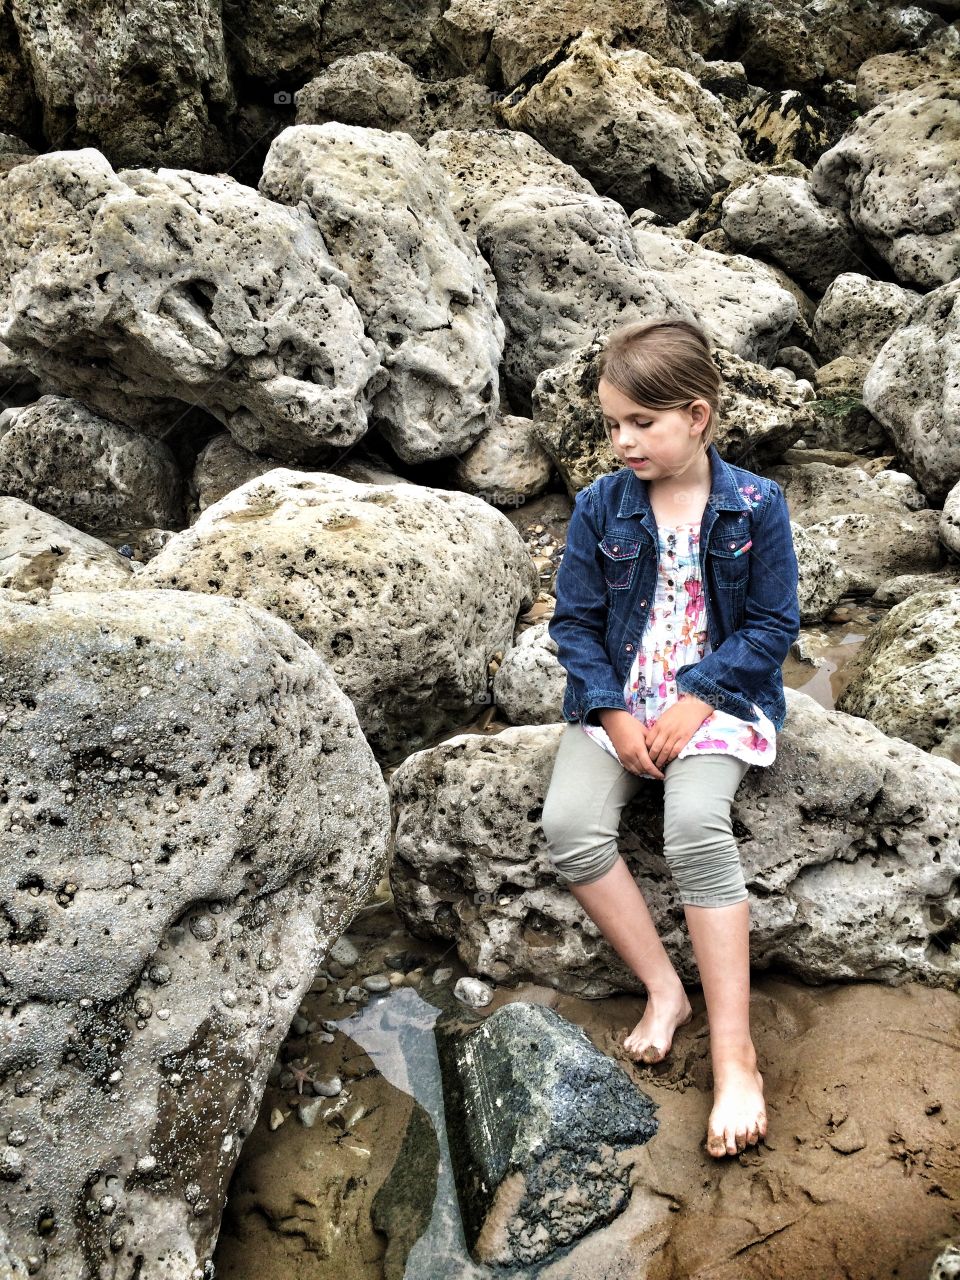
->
<box><xmin>597</xmin><ymin>316</ymin><xmax>721</xmax><ymax>449</ymax></box>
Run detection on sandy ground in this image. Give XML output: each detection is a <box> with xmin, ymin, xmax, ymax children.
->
<box><xmin>214</xmin><ymin>895</ymin><xmax>960</xmax><ymax>1280</ymax></box>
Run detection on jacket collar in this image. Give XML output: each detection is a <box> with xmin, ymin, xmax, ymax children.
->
<box><xmin>615</xmin><ymin>442</ymin><xmax>751</xmax><ymax>519</ymax></box>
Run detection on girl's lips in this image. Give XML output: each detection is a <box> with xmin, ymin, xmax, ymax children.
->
<box><xmin>626</xmin><ymin>458</ymin><xmax>649</xmax><ymax>468</ymax></box>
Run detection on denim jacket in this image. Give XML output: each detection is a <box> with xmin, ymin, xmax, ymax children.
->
<box><xmin>548</xmin><ymin>443</ymin><xmax>801</xmax><ymax>733</ymax></box>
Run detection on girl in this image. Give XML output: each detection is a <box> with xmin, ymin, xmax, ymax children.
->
<box><xmin>542</xmin><ymin>316</ymin><xmax>801</xmax><ymax>1159</ymax></box>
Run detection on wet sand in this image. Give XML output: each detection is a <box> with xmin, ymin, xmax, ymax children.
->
<box><xmin>214</xmin><ymin>889</ymin><xmax>960</xmax><ymax>1280</ymax></box>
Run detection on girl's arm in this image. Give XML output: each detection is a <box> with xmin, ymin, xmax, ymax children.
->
<box><xmin>675</xmin><ymin>481</ymin><xmax>800</xmax><ymax>722</ymax></box>
<box><xmin>548</xmin><ymin>483</ymin><xmax>629</xmax><ymax>726</ymax></box>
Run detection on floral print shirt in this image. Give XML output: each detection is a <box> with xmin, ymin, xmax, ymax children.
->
<box><xmin>581</xmin><ymin>520</ymin><xmax>777</xmax><ymax>776</ymax></box>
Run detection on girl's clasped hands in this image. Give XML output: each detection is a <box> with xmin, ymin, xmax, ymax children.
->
<box><xmin>602</xmin><ymin>693</ymin><xmax>715</xmax><ymax>779</ymax></box>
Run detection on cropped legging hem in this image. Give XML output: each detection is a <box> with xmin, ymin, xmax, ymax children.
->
<box><xmin>540</xmin><ymin>722</ymin><xmax>751</xmax><ymax>908</ymax></box>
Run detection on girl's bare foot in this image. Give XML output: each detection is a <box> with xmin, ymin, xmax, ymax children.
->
<box><xmin>706</xmin><ymin>1046</ymin><xmax>767</xmax><ymax>1157</ymax></box>
<box><xmin>623</xmin><ymin>982</ymin><xmax>693</xmax><ymax>1063</ymax></box>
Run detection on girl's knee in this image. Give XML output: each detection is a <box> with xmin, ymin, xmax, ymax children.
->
<box><xmin>542</xmin><ymin>835</ymin><xmax>621</xmax><ymax>886</ymax></box>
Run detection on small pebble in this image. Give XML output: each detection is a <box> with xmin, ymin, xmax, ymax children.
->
<box><xmin>291</xmin><ymin>1014</ymin><xmax>310</xmax><ymax>1035</ymax></box>
<box><xmin>313</xmin><ymin>1075</ymin><xmax>342</xmax><ymax>1098</ymax></box>
<box><xmin>298</xmin><ymin>1098</ymin><xmax>325</xmax><ymax>1127</ymax></box>
<box><xmin>454</xmin><ymin>976</ymin><xmax>493</xmax><ymax>1008</ymax></box>
<box><xmin>269</xmin><ymin>1108</ymin><xmax>285</xmax><ymax>1131</ymax></box>
<box><xmin>431</xmin><ymin>967</ymin><xmax>453</xmax><ymax>985</ymax></box>
<box><xmin>362</xmin><ymin>974</ymin><xmax>390</xmax><ymax>994</ymax></box>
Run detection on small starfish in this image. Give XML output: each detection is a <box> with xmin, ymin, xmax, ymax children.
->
<box><xmin>287</xmin><ymin>1058</ymin><xmax>319</xmax><ymax>1095</ymax></box>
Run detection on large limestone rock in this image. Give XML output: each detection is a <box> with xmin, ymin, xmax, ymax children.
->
<box><xmin>675</xmin><ymin>0</ymin><xmax>944</xmax><ymax>90</ymax></box>
<box><xmin>492</xmin><ymin>620</ymin><xmax>565</xmax><ymax>724</ymax></box>
<box><xmin>836</xmin><ymin>587</ymin><xmax>960</xmax><ymax>758</ymax></box>
<box><xmin>388</xmin><ymin>691</ymin><xmax>960</xmax><ymax>996</ymax></box>
<box><xmin>795</xmin><ymin>510</ymin><xmax>945</xmax><ymax>599</ymax></box>
<box><xmin>452</xmin><ymin>414</ymin><xmax>553</xmax><ymax>504</ymax></box>
<box><xmin>426</xmin><ymin>128</ymin><xmax>598</xmax><ymax>235</ymax></box>
<box><xmin>812</xmin><ymin>272</ymin><xmax>920</xmax><ymax>363</ymax></box>
<box><xmin>768</xmin><ymin>459</ymin><xmax>928</xmax><ymax>523</ymax></box>
<box><xmin>259</xmin><ymin>124</ymin><xmax>504</xmax><ymax>463</ymax></box>
<box><xmin>0</xmin><ymin>588</ymin><xmax>390</xmax><ymax>1276</ymax></box>
<box><xmin>0</xmin><ymin>497</ymin><xmax>137</xmax><ymax>593</ymax></box>
<box><xmin>426</xmin><ymin>129</ymin><xmax>690</xmax><ymax>408</ymax></box>
<box><xmin>433</xmin><ymin>0</ymin><xmax>696</xmax><ymax>89</ymax></box>
<box><xmin>498</xmin><ymin>31</ymin><xmax>745</xmax><ymax>219</ymax></box>
<box><xmin>811</xmin><ymin>78</ymin><xmax>960</xmax><ymax>289</ymax></box>
<box><xmin>0</xmin><ymin>149</ymin><xmax>384</xmax><ymax>461</ymax></box>
<box><xmin>629</xmin><ymin>222</ymin><xmax>798</xmax><ymax>364</ymax></box>
<box><xmin>294</xmin><ymin>52</ymin><xmax>502</xmax><ymax>143</ymax></box>
<box><xmin>531</xmin><ymin>338</ymin><xmax>811</xmax><ymax>495</ymax></box>
<box><xmin>141</xmin><ymin>469</ymin><xmax>539</xmax><ymax>762</ymax></box>
<box><xmin>7</xmin><ymin>0</ymin><xmax>235</xmax><ymax>169</ymax></box>
<box><xmin>719</xmin><ymin>171</ymin><xmax>866</xmax><ymax>294</ymax></box>
<box><xmin>862</xmin><ymin>277</ymin><xmax>960</xmax><ymax>506</ymax></box>
<box><xmin>855</xmin><ymin>25</ymin><xmax>960</xmax><ymax>111</ymax></box>
<box><xmin>0</xmin><ymin>395</ymin><xmax>183</xmax><ymax>531</ymax></box>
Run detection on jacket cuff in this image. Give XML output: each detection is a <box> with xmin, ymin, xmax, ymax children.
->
<box><xmin>580</xmin><ymin>690</ymin><xmax>629</xmax><ymax>726</ymax></box>
<box><xmin>675</xmin><ymin>670</ymin><xmax>759</xmax><ymax>724</ymax></box>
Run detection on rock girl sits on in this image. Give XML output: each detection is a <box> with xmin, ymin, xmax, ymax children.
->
<box><xmin>542</xmin><ymin>316</ymin><xmax>800</xmax><ymax>1159</ymax></box>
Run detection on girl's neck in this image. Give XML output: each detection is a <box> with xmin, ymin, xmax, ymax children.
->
<box><xmin>647</xmin><ymin>447</ymin><xmax>712</xmax><ymax>526</ymax></box>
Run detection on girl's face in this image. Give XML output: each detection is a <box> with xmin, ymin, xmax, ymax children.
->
<box><xmin>598</xmin><ymin>377</ymin><xmax>711</xmax><ymax>481</ymax></box>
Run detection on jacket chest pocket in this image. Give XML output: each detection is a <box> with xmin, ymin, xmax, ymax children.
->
<box><xmin>709</xmin><ymin>534</ymin><xmax>752</xmax><ymax>591</ymax></box>
<box><xmin>598</xmin><ymin>534</ymin><xmax>642</xmax><ymax>590</ymax></box>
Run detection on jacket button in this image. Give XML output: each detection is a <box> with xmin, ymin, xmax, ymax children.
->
<box><xmin>640</xmin><ymin>598</ymin><xmax>647</xmax><ymax>606</ymax></box>
<box><xmin>625</xmin><ymin>643</ymin><xmax>634</xmax><ymax>651</ymax></box>
<box><xmin>729</xmin><ymin>541</ymin><xmax>736</xmax><ymax>548</ymax></box>
<box><xmin>612</xmin><ymin>544</ymin><xmax>619</xmax><ymax>552</ymax></box>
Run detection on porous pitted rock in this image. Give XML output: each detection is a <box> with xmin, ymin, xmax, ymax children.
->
<box><xmin>426</xmin><ymin>128</ymin><xmax>598</xmax><ymax>235</ymax></box>
<box><xmin>675</xmin><ymin>0</ymin><xmax>944</xmax><ymax>90</ymax></box>
<box><xmin>259</xmin><ymin>123</ymin><xmax>504</xmax><ymax>463</ymax></box>
<box><xmin>530</xmin><ymin>338</ymin><xmax>810</xmax><ymax>496</ymax></box>
<box><xmin>812</xmin><ymin>273</ymin><xmax>920</xmax><ymax>363</ymax></box>
<box><xmin>0</xmin><ymin>497</ymin><xmax>137</xmax><ymax>593</ymax></box>
<box><xmin>0</xmin><ymin>148</ymin><xmax>384</xmax><ymax>461</ymax></box>
<box><xmin>719</xmin><ymin>171</ymin><xmax>866</xmax><ymax>294</ymax></box>
<box><xmin>190</xmin><ymin>433</ymin><xmax>282</xmax><ymax>520</ymax></box>
<box><xmin>0</xmin><ymin>588</ymin><xmax>390</xmax><ymax>1276</ymax></box>
<box><xmin>436</xmin><ymin>1001</ymin><xmax>657</xmax><ymax>1266</ymax></box>
<box><xmin>188</xmin><ymin>432</ymin><xmax>401</xmax><ymax>519</ymax></box>
<box><xmin>498</xmin><ymin>31</ymin><xmax>745</xmax><ymax>219</ymax></box>
<box><xmin>294</xmin><ymin>52</ymin><xmax>502</xmax><ymax>143</ymax></box>
<box><xmin>792</xmin><ymin>521</ymin><xmax>848</xmax><ymax>622</ymax></box>
<box><xmin>942</xmin><ymin>477</ymin><xmax>960</xmax><ymax>558</ymax></box>
<box><xmin>856</xmin><ymin>25</ymin><xmax>960</xmax><ymax>111</ymax></box>
<box><xmin>794</xmin><ymin>510</ymin><xmax>945</xmax><ymax>599</ymax></box>
<box><xmin>870</xmin><ymin>570</ymin><xmax>960</xmax><ymax>608</ymax></box>
<box><xmin>629</xmin><ymin>224</ymin><xmax>798</xmax><ymax>364</ymax></box>
<box><xmin>492</xmin><ymin>620</ymin><xmax>565</xmax><ymax>725</ymax></box>
<box><xmin>0</xmin><ymin>395</ymin><xmax>183</xmax><ymax>531</ymax></box>
<box><xmin>388</xmin><ymin>692</ymin><xmax>960</xmax><ymax>996</ymax></box>
<box><xmin>433</xmin><ymin>0</ymin><xmax>696</xmax><ymax>89</ymax></box>
<box><xmin>452</xmin><ymin>414</ymin><xmax>553</xmax><ymax>504</ymax></box>
<box><xmin>427</xmin><ymin>130</ymin><xmax>689</xmax><ymax>407</ymax></box>
<box><xmin>7</xmin><ymin>0</ymin><xmax>235</xmax><ymax>169</ymax></box>
<box><xmin>141</xmin><ymin>469</ymin><xmax>539</xmax><ymax>762</ymax></box>
<box><xmin>836</xmin><ymin>587</ymin><xmax>960</xmax><ymax>756</ymax></box>
<box><xmin>862</xmin><ymin>277</ymin><xmax>960</xmax><ymax>506</ymax></box>
<box><xmin>768</xmin><ymin>460</ymin><xmax>927</xmax><ymax>524</ymax></box>
<box><xmin>811</xmin><ymin>78</ymin><xmax>960</xmax><ymax>289</ymax></box>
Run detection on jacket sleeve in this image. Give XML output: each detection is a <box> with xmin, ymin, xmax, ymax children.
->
<box><xmin>548</xmin><ymin>483</ymin><xmax>628</xmax><ymax>725</ymax></box>
<box><xmin>675</xmin><ymin>480</ymin><xmax>800</xmax><ymax>722</ymax></box>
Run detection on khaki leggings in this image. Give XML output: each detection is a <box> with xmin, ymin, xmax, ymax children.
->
<box><xmin>541</xmin><ymin>722</ymin><xmax>751</xmax><ymax>907</ymax></box>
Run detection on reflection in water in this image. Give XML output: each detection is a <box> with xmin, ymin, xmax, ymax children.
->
<box><xmin>340</xmin><ymin>986</ymin><xmax>491</xmax><ymax>1280</ymax></box>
